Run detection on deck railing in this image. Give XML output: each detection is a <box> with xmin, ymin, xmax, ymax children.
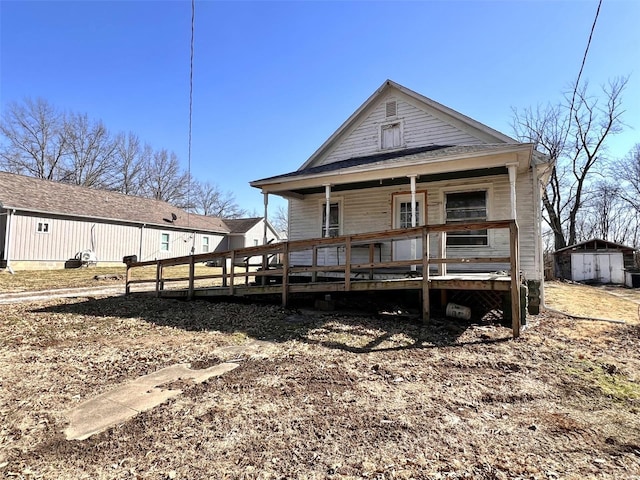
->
<box><xmin>125</xmin><ymin>219</ymin><xmax>521</xmax><ymax>335</ymax></box>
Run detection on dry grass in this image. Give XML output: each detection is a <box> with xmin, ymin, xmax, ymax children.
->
<box><xmin>545</xmin><ymin>281</ymin><xmax>640</xmax><ymax>325</ymax></box>
<box><xmin>1</xmin><ymin>288</ymin><xmax>639</xmax><ymax>479</ymax></box>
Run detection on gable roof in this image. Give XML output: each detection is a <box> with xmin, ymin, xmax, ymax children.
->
<box><xmin>555</xmin><ymin>238</ymin><xmax>637</xmax><ymax>254</ymax></box>
<box><xmin>0</xmin><ymin>171</ymin><xmax>229</xmax><ymax>233</ymax></box>
<box><xmin>299</xmin><ymin>79</ymin><xmax>517</xmax><ymax>170</ymax></box>
<box><xmin>223</xmin><ymin>217</ymin><xmax>263</xmax><ymax>234</ymax></box>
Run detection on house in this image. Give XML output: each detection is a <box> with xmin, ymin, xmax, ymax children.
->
<box><xmin>554</xmin><ymin>239</ymin><xmax>638</xmax><ymax>285</ymax></box>
<box><xmin>0</xmin><ymin>171</ymin><xmax>229</xmax><ymax>270</ymax></box>
<box><xmin>217</xmin><ymin>217</ymin><xmax>281</xmax><ymax>250</ymax></box>
<box><xmin>250</xmin><ymin>80</ymin><xmax>552</xmax><ymax>312</ymax></box>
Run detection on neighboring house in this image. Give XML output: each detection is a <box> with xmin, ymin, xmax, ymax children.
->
<box><xmin>554</xmin><ymin>239</ymin><xmax>637</xmax><ymax>285</ymax></box>
<box><xmin>251</xmin><ymin>80</ymin><xmax>552</xmax><ymax>309</ymax></box>
<box><xmin>0</xmin><ymin>171</ymin><xmax>229</xmax><ymax>270</ymax></box>
<box><xmin>217</xmin><ymin>217</ymin><xmax>281</xmax><ymax>250</ymax></box>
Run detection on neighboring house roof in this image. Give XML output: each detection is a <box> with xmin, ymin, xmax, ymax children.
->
<box><xmin>298</xmin><ymin>79</ymin><xmax>518</xmax><ymax>171</ymax></box>
<box><xmin>555</xmin><ymin>239</ymin><xmax>637</xmax><ymax>255</ymax></box>
<box><xmin>0</xmin><ymin>171</ymin><xmax>229</xmax><ymax>233</ymax></box>
<box><xmin>223</xmin><ymin>217</ymin><xmax>263</xmax><ymax>234</ymax></box>
<box><xmin>223</xmin><ymin>217</ymin><xmax>281</xmax><ymax>240</ymax></box>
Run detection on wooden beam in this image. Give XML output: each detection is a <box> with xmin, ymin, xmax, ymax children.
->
<box><xmin>188</xmin><ymin>255</ymin><xmax>195</xmax><ymax>300</ymax></box>
<box><xmin>422</xmin><ymin>228</ymin><xmax>430</xmax><ymax>321</ymax></box>
<box><xmin>229</xmin><ymin>250</ymin><xmax>235</xmax><ymax>296</ymax></box>
<box><xmin>510</xmin><ymin>222</ymin><xmax>521</xmax><ymax>338</ymax></box>
<box><xmin>155</xmin><ymin>262</ymin><xmax>162</xmax><ymax>298</ymax></box>
<box><xmin>282</xmin><ymin>242</ymin><xmax>289</xmax><ymax>307</ymax></box>
<box><xmin>345</xmin><ymin>236</ymin><xmax>352</xmax><ymax>291</ymax></box>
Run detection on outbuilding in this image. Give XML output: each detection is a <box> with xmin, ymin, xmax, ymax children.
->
<box><xmin>554</xmin><ymin>239</ymin><xmax>637</xmax><ymax>285</ymax></box>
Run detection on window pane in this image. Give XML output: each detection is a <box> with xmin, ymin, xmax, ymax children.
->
<box><xmin>445</xmin><ymin>191</ymin><xmax>487</xmax><ymax>246</ymax></box>
<box><xmin>322</xmin><ymin>203</ymin><xmax>340</xmax><ymax>237</ymax></box>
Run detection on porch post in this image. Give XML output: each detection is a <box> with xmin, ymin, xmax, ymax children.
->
<box><xmin>410</xmin><ymin>175</ymin><xmax>417</xmax><ymax>271</ymax></box>
<box><xmin>324</xmin><ymin>184</ymin><xmax>331</xmax><ymax>238</ymax></box>
<box><xmin>263</xmin><ymin>192</ymin><xmax>269</xmax><ymax>245</ymax></box>
<box><xmin>3</xmin><ymin>209</ymin><xmax>14</xmax><ymax>268</ymax></box>
<box><xmin>507</xmin><ymin>163</ymin><xmax>518</xmax><ymax>220</ymax></box>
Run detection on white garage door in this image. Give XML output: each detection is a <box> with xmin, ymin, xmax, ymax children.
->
<box><xmin>571</xmin><ymin>252</ymin><xmax>625</xmax><ymax>284</ymax></box>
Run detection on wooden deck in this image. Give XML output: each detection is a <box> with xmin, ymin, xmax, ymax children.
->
<box><xmin>125</xmin><ymin>220</ymin><xmax>523</xmax><ymax>337</ymax></box>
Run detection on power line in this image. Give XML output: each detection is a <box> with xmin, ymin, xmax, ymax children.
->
<box><xmin>565</xmin><ymin>0</ymin><xmax>602</xmax><ymax>141</ymax></box>
<box><xmin>187</xmin><ymin>0</ymin><xmax>195</xmax><ymax>232</ymax></box>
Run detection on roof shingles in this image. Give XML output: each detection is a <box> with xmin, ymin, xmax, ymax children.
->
<box><xmin>0</xmin><ymin>171</ymin><xmax>229</xmax><ymax>233</ymax></box>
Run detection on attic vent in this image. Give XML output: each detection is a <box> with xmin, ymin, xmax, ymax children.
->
<box><xmin>385</xmin><ymin>100</ymin><xmax>397</xmax><ymax>118</ymax></box>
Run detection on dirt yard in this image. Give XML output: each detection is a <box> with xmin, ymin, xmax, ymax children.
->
<box><xmin>0</xmin><ymin>280</ymin><xmax>639</xmax><ymax>479</ymax></box>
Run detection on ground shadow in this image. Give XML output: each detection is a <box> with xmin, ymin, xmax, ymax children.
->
<box><xmin>32</xmin><ymin>292</ymin><xmax>513</xmax><ymax>352</ymax></box>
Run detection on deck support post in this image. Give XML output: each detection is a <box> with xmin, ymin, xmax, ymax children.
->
<box><xmin>155</xmin><ymin>261</ymin><xmax>163</xmax><ymax>298</ymax></box>
<box><xmin>222</xmin><ymin>257</ymin><xmax>228</xmax><ymax>287</ymax></box>
<box><xmin>125</xmin><ymin>264</ymin><xmax>131</xmax><ymax>295</ymax></box>
<box><xmin>509</xmin><ymin>221</ymin><xmax>521</xmax><ymax>338</ymax></box>
<box><xmin>188</xmin><ymin>255</ymin><xmax>195</xmax><ymax>300</ymax></box>
<box><xmin>312</xmin><ymin>246</ymin><xmax>318</xmax><ymax>283</ymax></box>
<box><xmin>422</xmin><ymin>226</ymin><xmax>430</xmax><ymax>321</ymax></box>
<box><xmin>262</xmin><ymin>193</ymin><xmax>269</xmax><ymax>286</ymax></box>
<box><xmin>230</xmin><ymin>250</ymin><xmax>236</xmax><ymax>296</ymax></box>
<box><xmin>281</xmin><ymin>242</ymin><xmax>289</xmax><ymax>307</ymax></box>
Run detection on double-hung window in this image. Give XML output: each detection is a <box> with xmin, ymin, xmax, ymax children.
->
<box><xmin>381</xmin><ymin>122</ymin><xmax>402</xmax><ymax>150</ymax></box>
<box><xmin>321</xmin><ymin>202</ymin><xmax>340</xmax><ymax>238</ymax></box>
<box><xmin>445</xmin><ymin>191</ymin><xmax>488</xmax><ymax>246</ymax></box>
<box><xmin>202</xmin><ymin>236</ymin><xmax>209</xmax><ymax>253</ymax></box>
<box><xmin>160</xmin><ymin>233</ymin><xmax>170</xmax><ymax>251</ymax></box>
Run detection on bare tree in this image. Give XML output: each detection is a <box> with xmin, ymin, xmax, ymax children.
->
<box><xmin>269</xmin><ymin>204</ymin><xmax>288</xmax><ymax>237</ymax></box>
<box><xmin>512</xmin><ymin>77</ymin><xmax>628</xmax><ymax>250</ymax></box>
<box><xmin>616</xmin><ymin>143</ymin><xmax>640</xmax><ymax>214</ymax></box>
<box><xmin>190</xmin><ymin>180</ymin><xmax>248</xmax><ymax>218</ymax></box>
<box><xmin>110</xmin><ymin>132</ymin><xmax>148</xmax><ymax>195</ymax></box>
<box><xmin>140</xmin><ymin>148</ymin><xmax>190</xmax><ymax>206</ymax></box>
<box><xmin>0</xmin><ymin>98</ymin><xmax>68</xmax><ymax>180</ymax></box>
<box><xmin>61</xmin><ymin>113</ymin><xmax>117</xmax><ymax>188</ymax></box>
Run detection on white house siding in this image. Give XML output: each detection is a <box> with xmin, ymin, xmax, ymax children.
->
<box><xmin>317</xmin><ymin>93</ymin><xmax>484</xmax><ymax>167</ymax></box>
<box><xmin>288</xmin><ymin>171</ymin><xmax>541</xmax><ymax>281</ymax></box>
<box><xmin>7</xmin><ymin>212</ymin><xmax>224</xmax><ymax>269</ymax></box>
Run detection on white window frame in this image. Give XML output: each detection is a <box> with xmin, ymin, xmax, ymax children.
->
<box><xmin>392</xmin><ymin>192</ymin><xmax>426</xmax><ymax>229</ymax></box>
<box><xmin>441</xmin><ymin>185</ymin><xmax>492</xmax><ymax>248</ymax></box>
<box><xmin>379</xmin><ymin>120</ymin><xmax>404</xmax><ymax>151</ymax></box>
<box><xmin>36</xmin><ymin>220</ymin><xmax>50</xmax><ymax>234</ymax></box>
<box><xmin>160</xmin><ymin>233</ymin><xmax>170</xmax><ymax>252</ymax></box>
<box><xmin>320</xmin><ymin>199</ymin><xmax>342</xmax><ymax>238</ymax></box>
<box><xmin>202</xmin><ymin>236</ymin><xmax>209</xmax><ymax>253</ymax></box>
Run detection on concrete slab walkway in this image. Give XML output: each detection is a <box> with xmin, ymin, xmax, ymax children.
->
<box><xmin>64</xmin><ymin>362</ymin><xmax>239</xmax><ymax>441</ymax></box>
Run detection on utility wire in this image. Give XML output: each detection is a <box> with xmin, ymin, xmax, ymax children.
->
<box><xmin>564</xmin><ymin>0</ymin><xmax>602</xmax><ymax>144</ymax></box>
<box><xmin>187</xmin><ymin>0</ymin><xmax>195</xmax><ymax>232</ymax></box>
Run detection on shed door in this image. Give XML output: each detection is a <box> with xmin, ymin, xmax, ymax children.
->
<box><xmin>571</xmin><ymin>252</ymin><xmax>624</xmax><ymax>284</ymax></box>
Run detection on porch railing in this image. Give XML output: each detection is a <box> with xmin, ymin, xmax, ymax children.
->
<box><xmin>125</xmin><ymin>219</ymin><xmax>521</xmax><ymax>336</ymax></box>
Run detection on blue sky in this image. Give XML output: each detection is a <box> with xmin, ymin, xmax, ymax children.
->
<box><xmin>1</xmin><ymin>0</ymin><xmax>639</xmax><ymax>215</ymax></box>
